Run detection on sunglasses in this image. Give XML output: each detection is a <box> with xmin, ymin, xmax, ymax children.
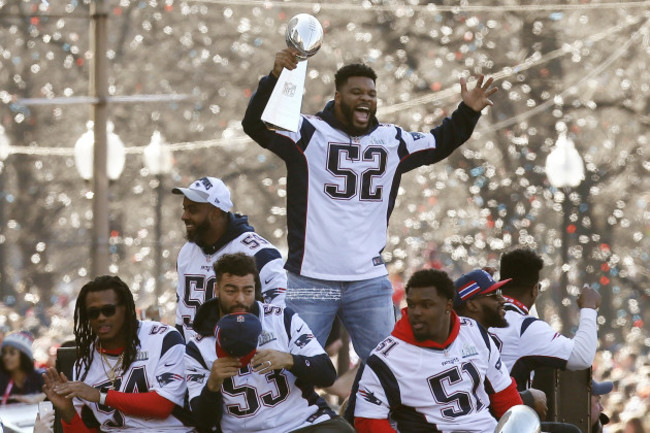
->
<box><xmin>86</xmin><ymin>304</ymin><xmax>120</xmax><ymax>320</ymax></box>
<box><xmin>482</xmin><ymin>289</ymin><xmax>503</xmax><ymax>299</ymax></box>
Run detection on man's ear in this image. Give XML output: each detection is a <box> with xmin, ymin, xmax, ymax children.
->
<box><xmin>334</xmin><ymin>90</ymin><xmax>341</xmax><ymax>104</ymax></box>
<box><xmin>465</xmin><ymin>299</ymin><xmax>480</xmax><ymax>313</ymax></box>
<box><xmin>210</xmin><ymin>206</ymin><xmax>226</xmax><ymax>222</ymax></box>
<box><xmin>531</xmin><ymin>282</ymin><xmax>540</xmax><ymax>301</ymax></box>
<box><xmin>446</xmin><ymin>298</ymin><xmax>454</xmax><ymax>313</ymax></box>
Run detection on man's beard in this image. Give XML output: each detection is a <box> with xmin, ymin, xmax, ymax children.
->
<box><xmin>186</xmin><ymin>218</ymin><xmax>212</xmax><ymax>245</ymax></box>
<box><xmin>484</xmin><ymin>305</ymin><xmax>508</xmax><ymax>328</ymax></box>
<box><xmin>340</xmin><ymin>101</ymin><xmax>373</xmax><ymax>136</ymax></box>
<box><xmin>219</xmin><ymin>301</ymin><xmax>252</xmax><ymax>316</ymax></box>
<box><xmin>228</xmin><ymin>304</ymin><xmax>251</xmax><ymax>313</ymax></box>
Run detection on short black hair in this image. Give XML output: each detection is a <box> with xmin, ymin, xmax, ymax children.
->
<box><xmin>334</xmin><ymin>63</ymin><xmax>377</xmax><ymax>91</ymax></box>
<box><xmin>405</xmin><ymin>269</ymin><xmax>455</xmax><ymax>301</ymax></box>
<box><xmin>500</xmin><ymin>248</ymin><xmax>544</xmax><ymax>291</ymax></box>
<box><xmin>213</xmin><ymin>253</ymin><xmax>262</xmax><ymax>299</ymax></box>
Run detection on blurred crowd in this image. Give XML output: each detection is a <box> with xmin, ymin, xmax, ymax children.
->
<box><xmin>592</xmin><ymin>336</ymin><xmax>650</xmax><ymax>432</ymax></box>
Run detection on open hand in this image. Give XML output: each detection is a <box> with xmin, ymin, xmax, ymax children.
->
<box><xmin>42</xmin><ymin>367</ymin><xmax>76</xmax><ymax>423</ymax></box>
<box><xmin>460</xmin><ymin>74</ymin><xmax>498</xmax><ymax>112</ymax></box>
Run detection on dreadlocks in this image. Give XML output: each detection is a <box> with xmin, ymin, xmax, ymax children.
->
<box><xmin>73</xmin><ymin>275</ymin><xmax>140</xmax><ymax>381</ymax></box>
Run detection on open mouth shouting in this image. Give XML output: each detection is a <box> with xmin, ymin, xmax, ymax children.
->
<box><xmin>353</xmin><ymin>105</ymin><xmax>371</xmax><ymax>127</ymax></box>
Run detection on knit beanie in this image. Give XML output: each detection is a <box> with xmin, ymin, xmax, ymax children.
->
<box><xmin>1</xmin><ymin>331</ymin><xmax>34</xmax><ymax>361</ymax></box>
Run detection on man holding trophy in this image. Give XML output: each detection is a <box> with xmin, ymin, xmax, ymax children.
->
<box><xmin>242</xmin><ymin>14</ymin><xmax>498</xmax><ymax>364</ymax></box>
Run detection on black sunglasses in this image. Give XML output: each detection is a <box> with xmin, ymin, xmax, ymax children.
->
<box><xmin>87</xmin><ymin>304</ymin><xmax>120</xmax><ymax>320</ymax></box>
<box><xmin>482</xmin><ymin>289</ymin><xmax>503</xmax><ymax>299</ymax></box>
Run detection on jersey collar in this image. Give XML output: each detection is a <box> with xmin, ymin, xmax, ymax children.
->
<box><xmin>391</xmin><ymin>307</ymin><xmax>460</xmax><ymax>349</ymax></box>
<box><xmin>503</xmin><ymin>295</ymin><xmax>529</xmax><ymax>314</ymax></box>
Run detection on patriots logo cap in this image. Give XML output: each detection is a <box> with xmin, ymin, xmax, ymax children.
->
<box><xmin>453</xmin><ymin>269</ymin><xmax>512</xmax><ymax>308</ymax></box>
<box><xmin>215</xmin><ymin>313</ymin><xmax>262</xmax><ymax>367</ymax></box>
<box><xmin>172</xmin><ymin>176</ymin><xmax>233</xmax><ymax>212</ymax></box>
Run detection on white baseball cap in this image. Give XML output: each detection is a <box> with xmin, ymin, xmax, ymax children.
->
<box><xmin>172</xmin><ymin>177</ymin><xmax>233</xmax><ymax>212</ymax></box>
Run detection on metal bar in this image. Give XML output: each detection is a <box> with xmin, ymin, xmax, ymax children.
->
<box><xmin>90</xmin><ymin>0</ymin><xmax>110</xmax><ymax>277</ymax></box>
<box><xmin>14</xmin><ymin>94</ymin><xmax>190</xmax><ymax>106</ymax></box>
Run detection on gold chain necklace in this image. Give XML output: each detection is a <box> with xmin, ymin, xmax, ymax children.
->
<box><xmin>98</xmin><ymin>345</ymin><xmax>124</xmax><ymax>389</ymax></box>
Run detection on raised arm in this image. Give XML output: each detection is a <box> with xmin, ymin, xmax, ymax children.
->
<box><xmin>566</xmin><ymin>284</ymin><xmax>600</xmax><ymax>369</ymax></box>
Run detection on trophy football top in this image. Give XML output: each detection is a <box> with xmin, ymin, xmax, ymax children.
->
<box><xmin>286</xmin><ymin>14</ymin><xmax>323</xmax><ymax>60</ymax></box>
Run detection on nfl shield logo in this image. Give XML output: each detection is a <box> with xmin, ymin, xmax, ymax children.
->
<box><xmin>283</xmin><ymin>82</ymin><xmax>297</xmax><ymax>97</ymax></box>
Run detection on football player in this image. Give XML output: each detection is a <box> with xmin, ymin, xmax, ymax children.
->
<box><xmin>489</xmin><ymin>248</ymin><xmax>600</xmax><ymax>389</ymax></box>
<box><xmin>243</xmin><ymin>48</ymin><xmax>498</xmax><ymax>362</ymax></box>
<box><xmin>185</xmin><ymin>253</ymin><xmax>355</xmax><ymax>433</ymax></box>
<box><xmin>172</xmin><ymin>176</ymin><xmax>287</xmax><ymax>341</ymax></box>
<box><xmin>42</xmin><ymin>275</ymin><xmax>195</xmax><ymax>432</ymax></box>
<box><xmin>354</xmin><ymin>269</ymin><xmax>521</xmax><ymax>432</ymax></box>
<box><xmin>453</xmin><ymin>268</ymin><xmax>548</xmax><ymax>420</ymax></box>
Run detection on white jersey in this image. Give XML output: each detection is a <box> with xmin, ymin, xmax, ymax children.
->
<box><xmin>176</xmin><ymin>213</ymin><xmax>287</xmax><ymax>341</ymax></box>
<box><xmin>185</xmin><ymin>302</ymin><xmax>337</xmax><ymax>433</ymax></box>
<box><xmin>489</xmin><ymin>300</ymin><xmax>573</xmax><ymax>389</ymax></box>
<box><xmin>355</xmin><ymin>316</ymin><xmax>513</xmax><ymax>433</ymax></box>
<box><xmin>72</xmin><ymin>321</ymin><xmax>193</xmax><ymax>432</ymax></box>
<box><xmin>243</xmin><ymin>75</ymin><xmax>481</xmax><ymax>281</ymax></box>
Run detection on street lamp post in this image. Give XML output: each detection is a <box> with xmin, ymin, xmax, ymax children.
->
<box><xmin>143</xmin><ymin>131</ymin><xmax>173</xmax><ymax>303</ymax></box>
<box><xmin>74</xmin><ymin>121</ymin><xmax>126</xmax><ymax>276</ymax></box>
<box><xmin>545</xmin><ymin>125</ymin><xmax>585</xmax><ymax>330</ymax></box>
<box><xmin>0</xmin><ymin>126</ymin><xmax>10</xmax><ymax>299</ymax></box>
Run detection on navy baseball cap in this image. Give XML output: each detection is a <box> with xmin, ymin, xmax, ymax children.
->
<box><xmin>592</xmin><ymin>380</ymin><xmax>613</xmax><ymax>395</ymax></box>
<box><xmin>454</xmin><ymin>269</ymin><xmax>512</xmax><ymax>308</ymax></box>
<box><xmin>215</xmin><ymin>313</ymin><xmax>262</xmax><ymax>365</ymax></box>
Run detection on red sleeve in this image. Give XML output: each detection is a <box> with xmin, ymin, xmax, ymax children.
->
<box><xmin>354</xmin><ymin>417</ymin><xmax>396</xmax><ymax>433</ymax></box>
<box><xmin>489</xmin><ymin>377</ymin><xmax>524</xmax><ymax>418</ymax></box>
<box><xmin>61</xmin><ymin>412</ymin><xmax>100</xmax><ymax>433</ymax></box>
<box><xmin>105</xmin><ymin>390</ymin><xmax>175</xmax><ymax>418</ymax></box>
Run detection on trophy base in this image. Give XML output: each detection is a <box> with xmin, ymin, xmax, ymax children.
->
<box><xmin>261</xmin><ymin>61</ymin><xmax>308</xmax><ymax>133</ymax></box>
<box><xmin>263</xmin><ymin>122</ymin><xmax>292</xmax><ymax>132</ymax></box>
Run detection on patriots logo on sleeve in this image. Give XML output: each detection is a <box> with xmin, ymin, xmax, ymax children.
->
<box><xmin>359</xmin><ymin>388</ymin><xmax>382</xmax><ymax>406</ymax></box>
<box><xmin>187</xmin><ymin>373</ymin><xmax>206</xmax><ymax>384</ymax></box>
<box><xmin>409</xmin><ymin>132</ymin><xmax>425</xmax><ymax>141</ymax></box>
<box><xmin>157</xmin><ymin>372</ymin><xmax>183</xmax><ymax>386</ymax></box>
<box><xmin>294</xmin><ymin>333</ymin><xmax>315</xmax><ymax>348</ymax></box>
<box><xmin>263</xmin><ymin>288</ymin><xmax>286</xmax><ymax>303</ymax></box>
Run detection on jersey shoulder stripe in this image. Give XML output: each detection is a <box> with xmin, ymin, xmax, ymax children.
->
<box><xmin>396</xmin><ymin>129</ymin><xmax>409</xmax><ymax>160</ymax></box>
<box><xmin>283</xmin><ymin>306</ymin><xmax>296</xmax><ymax>340</ymax></box>
<box><xmin>161</xmin><ymin>329</ymin><xmax>185</xmax><ymax>358</ymax></box>
<box><xmin>186</xmin><ymin>340</ymin><xmax>208</xmax><ymax>370</ymax></box>
<box><xmin>366</xmin><ymin>354</ymin><xmax>401</xmax><ymax>408</ymax></box>
<box><xmin>476</xmin><ymin>322</ymin><xmax>493</xmax><ymax>354</ymax></box>
<box><xmin>254</xmin><ymin>247</ymin><xmax>282</xmax><ymax>268</ymax></box>
<box><xmin>298</xmin><ymin>116</ymin><xmax>317</xmax><ymax>152</ymax></box>
<box><xmin>520</xmin><ymin>316</ymin><xmax>539</xmax><ymax>336</ymax></box>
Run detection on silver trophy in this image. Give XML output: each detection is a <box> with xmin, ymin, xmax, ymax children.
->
<box><xmin>261</xmin><ymin>14</ymin><xmax>323</xmax><ymax>132</ymax></box>
<box><xmin>493</xmin><ymin>405</ymin><xmax>541</xmax><ymax>433</ymax></box>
